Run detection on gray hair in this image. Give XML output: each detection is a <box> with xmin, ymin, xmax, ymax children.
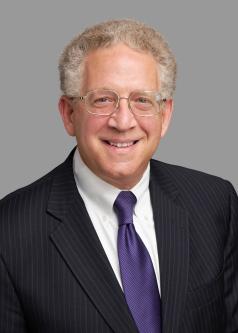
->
<box><xmin>58</xmin><ymin>19</ymin><xmax>177</xmax><ymax>99</ymax></box>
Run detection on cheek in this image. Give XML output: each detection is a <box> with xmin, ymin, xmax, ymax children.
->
<box><xmin>74</xmin><ymin>114</ymin><xmax>105</xmax><ymax>143</ymax></box>
<box><xmin>142</xmin><ymin>117</ymin><xmax>162</xmax><ymax>140</ymax></box>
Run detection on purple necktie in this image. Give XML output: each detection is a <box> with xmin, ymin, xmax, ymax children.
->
<box><xmin>113</xmin><ymin>191</ymin><xmax>162</xmax><ymax>333</ymax></box>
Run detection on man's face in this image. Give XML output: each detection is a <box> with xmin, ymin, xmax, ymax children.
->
<box><xmin>59</xmin><ymin>44</ymin><xmax>173</xmax><ymax>189</ymax></box>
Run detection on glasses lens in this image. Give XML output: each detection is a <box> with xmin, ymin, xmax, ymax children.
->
<box><xmin>130</xmin><ymin>91</ymin><xmax>160</xmax><ymax>116</ymax></box>
<box><xmin>86</xmin><ymin>90</ymin><xmax>117</xmax><ymax>115</ymax></box>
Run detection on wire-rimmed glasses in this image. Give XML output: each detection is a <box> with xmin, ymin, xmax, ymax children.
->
<box><xmin>69</xmin><ymin>89</ymin><xmax>166</xmax><ymax>116</ymax></box>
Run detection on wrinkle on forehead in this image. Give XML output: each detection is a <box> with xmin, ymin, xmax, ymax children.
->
<box><xmin>82</xmin><ymin>43</ymin><xmax>160</xmax><ymax>94</ymax></box>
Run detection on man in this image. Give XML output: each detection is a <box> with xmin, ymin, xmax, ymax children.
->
<box><xmin>0</xmin><ymin>19</ymin><xmax>237</xmax><ymax>333</ymax></box>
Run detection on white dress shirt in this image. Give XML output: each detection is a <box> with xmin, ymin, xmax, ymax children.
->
<box><xmin>73</xmin><ymin>148</ymin><xmax>161</xmax><ymax>293</ymax></box>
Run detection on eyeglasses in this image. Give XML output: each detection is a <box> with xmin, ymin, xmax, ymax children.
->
<box><xmin>69</xmin><ymin>89</ymin><xmax>166</xmax><ymax>116</ymax></box>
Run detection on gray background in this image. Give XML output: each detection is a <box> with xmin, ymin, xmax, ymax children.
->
<box><xmin>0</xmin><ymin>0</ymin><xmax>237</xmax><ymax>199</ymax></box>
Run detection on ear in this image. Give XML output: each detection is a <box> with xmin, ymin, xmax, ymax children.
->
<box><xmin>160</xmin><ymin>99</ymin><xmax>174</xmax><ymax>138</ymax></box>
<box><xmin>58</xmin><ymin>96</ymin><xmax>76</xmax><ymax>136</ymax></box>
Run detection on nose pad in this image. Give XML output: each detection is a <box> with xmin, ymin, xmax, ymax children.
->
<box><xmin>115</xmin><ymin>97</ymin><xmax>130</xmax><ymax>111</ymax></box>
<box><xmin>115</xmin><ymin>97</ymin><xmax>133</xmax><ymax>116</ymax></box>
<box><xmin>108</xmin><ymin>97</ymin><xmax>137</xmax><ymax>129</ymax></box>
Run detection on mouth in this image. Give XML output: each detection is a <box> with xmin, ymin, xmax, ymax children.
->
<box><xmin>103</xmin><ymin>140</ymin><xmax>139</xmax><ymax>148</ymax></box>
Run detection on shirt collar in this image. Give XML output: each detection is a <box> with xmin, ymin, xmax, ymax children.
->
<box><xmin>73</xmin><ymin>148</ymin><xmax>150</xmax><ymax>216</ymax></box>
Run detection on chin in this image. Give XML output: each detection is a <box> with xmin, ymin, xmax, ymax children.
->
<box><xmin>99</xmin><ymin>165</ymin><xmax>143</xmax><ymax>189</ymax></box>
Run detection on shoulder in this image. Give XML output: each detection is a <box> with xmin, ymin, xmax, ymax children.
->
<box><xmin>0</xmin><ymin>155</ymin><xmax>73</xmax><ymax>256</ymax></box>
<box><xmin>151</xmin><ymin>158</ymin><xmax>232</xmax><ymax>188</ymax></box>
<box><xmin>150</xmin><ymin>159</ymin><xmax>237</xmax><ymax>208</ymax></box>
<box><xmin>150</xmin><ymin>160</ymin><xmax>238</xmax><ymax>243</ymax></box>
<box><xmin>0</xmin><ymin>163</ymin><xmax>59</xmax><ymax>212</ymax></box>
<box><xmin>0</xmin><ymin>152</ymin><xmax>73</xmax><ymax>236</ymax></box>
<box><xmin>0</xmin><ymin>149</ymin><xmax>75</xmax><ymax>213</ymax></box>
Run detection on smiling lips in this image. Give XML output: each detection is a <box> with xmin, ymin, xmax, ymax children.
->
<box><xmin>105</xmin><ymin>141</ymin><xmax>138</xmax><ymax>148</ymax></box>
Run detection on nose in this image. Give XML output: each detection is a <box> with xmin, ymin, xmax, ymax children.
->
<box><xmin>107</xmin><ymin>97</ymin><xmax>137</xmax><ymax>131</ymax></box>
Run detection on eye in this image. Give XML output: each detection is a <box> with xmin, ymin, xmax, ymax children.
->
<box><xmin>133</xmin><ymin>95</ymin><xmax>154</xmax><ymax>108</ymax></box>
<box><xmin>136</xmin><ymin>97</ymin><xmax>153</xmax><ymax>104</ymax></box>
<box><xmin>94</xmin><ymin>96</ymin><xmax>113</xmax><ymax>104</ymax></box>
<box><xmin>130</xmin><ymin>93</ymin><xmax>156</xmax><ymax>111</ymax></box>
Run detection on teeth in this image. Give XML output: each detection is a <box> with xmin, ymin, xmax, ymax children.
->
<box><xmin>109</xmin><ymin>141</ymin><xmax>134</xmax><ymax>148</ymax></box>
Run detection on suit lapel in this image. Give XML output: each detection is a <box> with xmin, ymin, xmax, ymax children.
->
<box><xmin>47</xmin><ymin>150</ymin><xmax>138</xmax><ymax>333</ymax></box>
<box><xmin>46</xmin><ymin>151</ymin><xmax>189</xmax><ymax>332</ymax></box>
<box><xmin>150</xmin><ymin>160</ymin><xmax>189</xmax><ymax>333</ymax></box>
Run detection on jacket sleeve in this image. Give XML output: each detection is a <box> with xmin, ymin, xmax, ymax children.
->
<box><xmin>224</xmin><ymin>182</ymin><xmax>238</xmax><ymax>332</ymax></box>
<box><xmin>0</xmin><ymin>254</ymin><xmax>27</xmax><ymax>333</ymax></box>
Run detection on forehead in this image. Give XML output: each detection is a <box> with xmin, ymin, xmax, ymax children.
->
<box><xmin>82</xmin><ymin>43</ymin><xmax>160</xmax><ymax>92</ymax></box>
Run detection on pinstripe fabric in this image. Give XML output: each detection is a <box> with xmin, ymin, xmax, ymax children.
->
<box><xmin>150</xmin><ymin>161</ymin><xmax>238</xmax><ymax>332</ymax></box>
<box><xmin>0</xmin><ymin>148</ymin><xmax>238</xmax><ymax>332</ymax></box>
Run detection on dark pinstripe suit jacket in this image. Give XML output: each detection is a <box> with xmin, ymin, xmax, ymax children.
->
<box><xmin>0</xmin><ymin>149</ymin><xmax>238</xmax><ymax>333</ymax></box>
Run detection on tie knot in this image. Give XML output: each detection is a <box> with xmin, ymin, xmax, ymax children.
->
<box><xmin>113</xmin><ymin>191</ymin><xmax>137</xmax><ymax>226</ymax></box>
